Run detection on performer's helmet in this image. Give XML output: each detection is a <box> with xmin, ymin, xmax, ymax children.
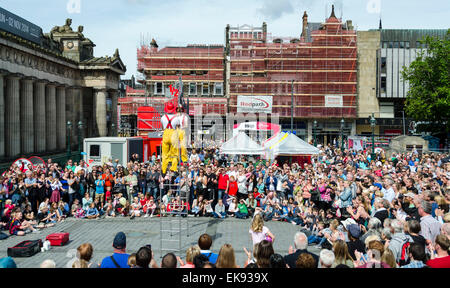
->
<box><xmin>164</xmin><ymin>101</ymin><xmax>176</xmax><ymax>114</ymax></box>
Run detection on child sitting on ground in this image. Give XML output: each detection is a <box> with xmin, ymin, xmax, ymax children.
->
<box><xmin>130</xmin><ymin>197</ymin><xmax>141</xmax><ymax>219</ymax></box>
<box><xmin>104</xmin><ymin>197</ymin><xmax>116</xmax><ymax>218</ymax></box>
<box><xmin>86</xmin><ymin>202</ymin><xmax>100</xmax><ymax>219</ymax></box>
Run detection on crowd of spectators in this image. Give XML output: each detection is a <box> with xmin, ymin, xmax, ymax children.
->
<box><xmin>1</xmin><ymin>143</ymin><xmax>450</xmax><ymax>268</ymax></box>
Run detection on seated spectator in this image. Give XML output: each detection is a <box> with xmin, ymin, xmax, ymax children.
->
<box><xmin>0</xmin><ymin>257</ymin><xmax>17</xmax><ymax>268</ymax></box>
<box><xmin>178</xmin><ymin>245</ymin><xmax>201</xmax><ymax>268</ymax></box>
<box><xmin>135</xmin><ymin>246</ymin><xmax>152</xmax><ymax>268</ymax></box>
<box><xmin>104</xmin><ymin>197</ymin><xmax>116</xmax><ymax>218</ymax></box>
<box><xmin>227</xmin><ymin>197</ymin><xmax>239</xmax><ymax>217</ymax></box>
<box><xmin>332</xmin><ymin>240</ymin><xmax>355</xmax><ymax>268</ymax></box>
<box><xmin>285</xmin><ymin>232</ymin><xmax>319</xmax><ymax>268</ymax></box>
<box><xmin>216</xmin><ymin>244</ymin><xmax>239</xmax><ymax>268</ymax></box>
<box><xmin>161</xmin><ymin>252</ymin><xmax>177</xmax><ymax>268</ymax></box>
<box><xmin>36</xmin><ymin>206</ymin><xmax>56</xmax><ymax>228</ymax></box>
<box><xmin>9</xmin><ymin>211</ymin><xmax>38</xmax><ymax>236</ymax></box>
<box><xmin>345</xmin><ymin>224</ymin><xmax>366</xmax><ymax>261</ymax></box>
<box><xmin>355</xmin><ymin>240</ymin><xmax>391</xmax><ymax>268</ymax></box>
<box><xmin>426</xmin><ymin>234</ymin><xmax>450</xmax><ymax>268</ymax></box>
<box><xmin>73</xmin><ymin>243</ymin><xmax>97</xmax><ymax>268</ymax></box>
<box><xmin>130</xmin><ymin>197</ymin><xmax>141</xmax><ymax>219</ymax></box>
<box><xmin>296</xmin><ymin>253</ymin><xmax>317</xmax><ymax>268</ymax></box>
<box><xmin>128</xmin><ymin>253</ymin><xmax>136</xmax><ymax>268</ymax></box>
<box><xmin>82</xmin><ymin>193</ymin><xmax>92</xmax><ymax>212</ymax></box>
<box><xmin>40</xmin><ymin>259</ymin><xmax>56</xmax><ymax>268</ymax></box>
<box><xmin>255</xmin><ymin>240</ymin><xmax>274</xmax><ymax>268</ymax></box>
<box><xmin>100</xmin><ymin>232</ymin><xmax>130</xmax><ymax>268</ymax></box>
<box><xmin>235</xmin><ymin>199</ymin><xmax>249</xmax><ymax>219</ymax></box>
<box><xmin>269</xmin><ymin>253</ymin><xmax>287</xmax><ymax>268</ymax></box>
<box><xmin>214</xmin><ymin>199</ymin><xmax>226</xmax><ymax>219</ymax></box>
<box><xmin>381</xmin><ymin>248</ymin><xmax>397</xmax><ymax>268</ymax></box>
<box><xmin>193</xmin><ymin>254</ymin><xmax>210</xmax><ymax>268</ymax></box>
<box><xmin>198</xmin><ymin>233</ymin><xmax>218</xmax><ymax>264</ymax></box>
<box><xmin>86</xmin><ymin>202</ymin><xmax>100</xmax><ymax>219</ymax></box>
<box><xmin>319</xmin><ymin>249</ymin><xmax>335</xmax><ymax>268</ymax></box>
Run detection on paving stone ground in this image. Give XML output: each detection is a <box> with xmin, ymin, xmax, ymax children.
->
<box><xmin>0</xmin><ymin>216</ymin><xmax>320</xmax><ymax>268</ymax></box>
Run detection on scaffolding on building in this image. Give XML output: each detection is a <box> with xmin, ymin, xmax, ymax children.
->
<box><xmin>227</xmin><ymin>11</ymin><xmax>357</xmax><ymax>120</ymax></box>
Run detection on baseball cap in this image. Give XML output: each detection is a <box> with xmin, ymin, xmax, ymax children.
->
<box><xmin>404</xmin><ymin>192</ymin><xmax>416</xmax><ymax>198</ymax></box>
<box><xmin>341</xmin><ymin>218</ymin><xmax>357</xmax><ymax>228</ymax></box>
<box><xmin>347</xmin><ymin>224</ymin><xmax>361</xmax><ymax>238</ymax></box>
<box><xmin>113</xmin><ymin>232</ymin><xmax>127</xmax><ymax>249</ymax></box>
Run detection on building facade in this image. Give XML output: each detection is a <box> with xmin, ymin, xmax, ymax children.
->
<box><xmin>0</xmin><ymin>9</ymin><xmax>125</xmax><ymax>163</ymax></box>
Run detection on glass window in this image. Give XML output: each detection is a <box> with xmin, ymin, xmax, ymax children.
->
<box><xmin>189</xmin><ymin>83</ymin><xmax>197</xmax><ymax>95</ymax></box>
<box><xmin>90</xmin><ymin>145</ymin><xmax>100</xmax><ymax>157</ymax></box>
<box><xmin>405</xmin><ymin>41</ymin><xmax>410</xmax><ymax>49</ymax></box>
<box><xmin>388</xmin><ymin>42</ymin><xmax>393</xmax><ymax>48</ymax></box>
<box><xmin>202</xmin><ymin>83</ymin><xmax>209</xmax><ymax>95</ymax></box>
<box><xmin>381</xmin><ymin>76</ymin><xmax>387</xmax><ymax>93</ymax></box>
<box><xmin>381</xmin><ymin>57</ymin><xmax>387</xmax><ymax>73</ymax></box>
<box><xmin>382</xmin><ymin>42</ymin><xmax>388</xmax><ymax>48</ymax></box>
<box><xmin>154</xmin><ymin>82</ymin><xmax>163</xmax><ymax>95</ymax></box>
<box><xmin>214</xmin><ymin>83</ymin><xmax>223</xmax><ymax>95</ymax></box>
<box><xmin>399</xmin><ymin>42</ymin><xmax>404</xmax><ymax>48</ymax></box>
<box><xmin>393</xmin><ymin>42</ymin><xmax>399</xmax><ymax>48</ymax></box>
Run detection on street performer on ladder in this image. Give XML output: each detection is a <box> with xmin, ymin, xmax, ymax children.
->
<box><xmin>161</xmin><ymin>101</ymin><xmax>180</xmax><ymax>175</ymax></box>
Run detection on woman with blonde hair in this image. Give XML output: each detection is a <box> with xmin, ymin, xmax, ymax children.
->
<box><xmin>332</xmin><ymin>240</ymin><xmax>355</xmax><ymax>267</ymax></box>
<box><xmin>216</xmin><ymin>244</ymin><xmax>239</xmax><ymax>268</ymax></box>
<box><xmin>249</xmin><ymin>213</ymin><xmax>275</xmax><ymax>246</ymax></box>
<box><xmin>178</xmin><ymin>245</ymin><xmax>201</xmax><ymax>268</ymax></box>
<box><xmin>380</xmin><ymin>248</ymin><xmax>397</xmax><ymax>268</ymax></box>
<box><xmin>72</xmin><ymin>243</ymin><xmax>97</xmax><ymax>268</ymax></box>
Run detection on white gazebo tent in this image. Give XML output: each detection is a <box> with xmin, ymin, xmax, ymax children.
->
<box><xmin>263</xmin><ymin>132</ymin><xmax>320</xmax><ymax>159</ymax></box>
<box><xmin>220</xmin><ymin>132</ymin><xmax>264</xmax><ymax>155</ymax></box>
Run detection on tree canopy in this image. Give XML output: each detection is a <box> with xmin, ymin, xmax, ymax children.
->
<box><xmin>401</xmin><ymin>29</ymin><xmax>450</xmax><ymax>133</ymax></box>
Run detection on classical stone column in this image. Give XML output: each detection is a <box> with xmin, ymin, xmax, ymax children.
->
<box><xmin>0</xmin><ymin>73</ymin><xmax>5</xmax><ymax>158</ymax></box>
<box><xmin>94</xmin><ymin>89</ymin><xmax>108</xmax><ymax>137</ymax></box>
<box><xmin>110</xmin><ymin>90</ymin><xmax>118</xmax><ymax>136</ymax></box>
<box><xmin>5</xmin><ymin>75</ymin><xmax>21</xmax><ymax>158</ymax></box>
<box><xmin>56</xmin><ymin>86</ymin><xmax>66</xmax><ymax>150</ymax></box>
<box><xmin>20</xmin><ymin>78</ymin><xmax>34</xmax><ymax>155</ymax></box>
<box><xmin>34</xmin><ymin>81</ymin><xmax>47</xmax><ymax>153</ymax></box>
<box><xmin>45</xmin><ymin>83</ymin><xmax>57</xmax><ymax>151</ymax></box>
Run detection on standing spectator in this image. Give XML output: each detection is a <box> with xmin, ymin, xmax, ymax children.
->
<box><xmin>217</xmin><ymin>168</ymin><xmax>229</xmax><ymax>203</ymax></box>
<box><xmin>95</xmin><ymin>175</ymin><xmax>105</xmax><ymax>209</ymax></box>
<box><xmin>401</xmin><ymin>243</ymin><xmax>427</xmax><ymax>268</ymax></box>
<box><xmin>100</xmin><ymin>232</ymin><xmax>130</xmax><ymax>268</ymax></box>
<box><xmin>426</xmin><ymin>234</ymin><xmax>450</xmax><ymax>268</ymax></box>
<box><xmin>419</xmin><ymin>200</ymin><xmax>442</xmax><ymax>245</ymax></box>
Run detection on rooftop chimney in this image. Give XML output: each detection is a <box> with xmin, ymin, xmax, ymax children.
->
<box><xmin>301</xmin><ymin>11</ymin><xmax>308</xmax><ymax>39</ymax></box>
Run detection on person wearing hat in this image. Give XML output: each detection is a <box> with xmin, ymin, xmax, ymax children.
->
<box><xmin>161</xmin><ymin>101</ymin><xmax>181</xmax><ymax>175</ymax></box>
<box><xmin>100</xmin><ymin>232</ymin><xmax>130</xmax><ymax>268</ymax></box>
<box><xmin>345</xmin><ymin>223</ymin><xmax>365</xmax><ymax>261</ymax></box>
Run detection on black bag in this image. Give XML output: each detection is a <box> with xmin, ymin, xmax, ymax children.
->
<box><xmin>7</xmin><ymin>239</ymin><xmax>43</xmax><ymax>257</ymax></box>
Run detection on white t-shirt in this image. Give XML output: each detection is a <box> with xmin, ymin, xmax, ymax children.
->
<box><xmin>161</xmin><ymin>114</ymin><xmax>180</xmax><ymax>129</ymax></box>
<box><xmin>249</xmin><ymin>226</ymin><xmax>270</xmax><ymax>246</ymax></box>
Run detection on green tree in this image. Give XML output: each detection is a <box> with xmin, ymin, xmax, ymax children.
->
<box><xmin>401</xmin><ymin>30</ymin><xmax>450</xmax><ymax>133</ymax></box>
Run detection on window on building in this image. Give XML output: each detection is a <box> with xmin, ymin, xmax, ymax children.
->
<box><xmin>154</xmin><ymin>82</ymin><xmax>164</xmax><ymax>95</ymax></box>
<box><xmin>382</xmin><ymin>42</ymin><xmax>388</xmax><ymax>49</ymax></box>
<box><xmin>189</xmin><ymin>83</ymin><xmax>197</xmax><ymax>95</ymax></box>
<box><xmin>381</xmin><ymin>76</ymin><xmax>387</xmax><ymax>94</ymax></box>
<box><xmin>405</xmin><ymin>42</ymin><xmax>410</xmax><ymax>49</ymax></box>
<box><xmin>416</xmin><ymin>41</ymin><xmax>421</xmax><ymax>49</ymax></box>
<box><xmin>388</xmin><ymin>42</ymin><xmax>393</xmax><ymax>48</ymax></box>
<box><xmin>381</xmin><ymin>57</ymin><xmax>387</xmax><ymax>73</ymax></box>
<box><xmin>393</xmin><ymin>42</ymin><xmax>399</xmax><ymax>48</ymax></box>
<box><xmin>399</xmin><ymin>42</ymin><xmax>404</xmax><ymax>48</ymax></box>
<box><xmin>89</xmin><ymin>145</ymin><xmax>100</xmax><ymax>157</ymax></box>
<box><xmin>202</xmin><ymin>83</ymin><xmax>209</xmax><ymax>95</ymax></box>
<box><xmin>214</xmin><ymin>83</ymin><xmax>223</xmax><ymax>95</ymax></box>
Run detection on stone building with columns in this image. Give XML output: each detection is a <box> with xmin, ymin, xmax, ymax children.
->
<box><xmin>0</xmin><ymin>15</ymin><xmax>125</xmax><ymax>163</ymax></box>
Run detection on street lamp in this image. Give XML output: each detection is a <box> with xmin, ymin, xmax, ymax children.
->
<box><xmin>78</xmin><ymin>121</ymin><xmax>84</xmax><ymax>161</ymax></box>
<box><xmin>370</xmin><ymin>114</ymin><xmax>376</xmax><ymax>162</ymax></box>
<box><xmin>66</xmin><ymin>121</ymin><xmax>72</xmax><ymax>161</ymax></box>
<box><xmin>111</xmin><ymin>123</ymin><xmax>116</xmax><ymax>137</ymax></box>
<box><xmin>313</xmin><ymin>120</ymin><xmax>317</xmax><ymax>146</ymax></box>
<box><xmin>340</xmin><ymin>118</ymin><xmax>345</xmax><ymax>152</ymax></box>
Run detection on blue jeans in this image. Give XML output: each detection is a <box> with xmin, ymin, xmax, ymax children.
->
<box><xmin>235</xmin><ymin>211</ymin><xmax>248</xmax><ymax>219</ymax></box>
<box><xmin>308</xmin><ymin>235</ymin><xmax>326</xmax><ymax>245</ymax></box>
<box><xmin>148</xmin><ymin>187</ymin><xmax>159</xmax><ymax>200</ymax></box>
<box><xmin>286</xmin><ymin>217</ymin><xmax>303</xmax><ymax>225</ymax></box>
<box><xmin>218</xmin><ymin>189</ymin><xmax>225</xmax><ymax>202</ymax></box>
<box><xmin>214</xmin><ymin>212</ymin><xmax>226</xmax><ymax>218</ymax></box>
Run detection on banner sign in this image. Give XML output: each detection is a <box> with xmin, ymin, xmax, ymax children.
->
<box><xmin>325</xmin><ymin>95</ymin><xmax>343</xmax><ymax>107</ymax></box>
<box><xmin>0</xmin><ymin>7</ymin><xmax>42</xmax><ymax>44</ymax></box>
<box><xmin>237</xmin><ymin>96</ymin><xmax>272</xmax><ymax>113</ymax></box>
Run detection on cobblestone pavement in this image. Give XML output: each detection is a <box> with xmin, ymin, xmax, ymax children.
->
<box><xmin>0</xmin><ymin>216</ymin><xmax>320</xmax><ymax>268</ymax></box>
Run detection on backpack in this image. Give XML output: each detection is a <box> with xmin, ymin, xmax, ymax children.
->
<box><xmin>399</xmin><ymin>241</ymin><xmax>411</xmax><ymax>267</ymax></box>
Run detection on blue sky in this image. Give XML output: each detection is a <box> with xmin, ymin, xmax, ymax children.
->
<box><xmin>1</xmin><ymin>0</ymin><xmax>449</xmax><ymax>78</ymax></box>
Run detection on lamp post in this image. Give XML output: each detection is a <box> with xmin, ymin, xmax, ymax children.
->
<box><xmin>111</xmin><ymin>123</ymin><xmax>116</xmax><ymax>137</ymax></box>
<box><xmin>66</xmin><ymin>121</ymin><xmax>72</xmax><ymax>162</ymax></box>
<box><xmin>78</xmin><ymin>121</ymin><xmax>84</xmax><ymax>162</ymax></box>
<box><xmin>340</xmin><ymin>118</ymin><xmax>345</xmax><ymax>152</ymax></box>
<box><xmin>370</xmin><ymin>114</ymin><xmax>376</xmax><ymax>162</ymax></box>
<box><xmin>313</xmin><ymin>120</ymin><xmax>317</xmax><ymax>146</ymax></box>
